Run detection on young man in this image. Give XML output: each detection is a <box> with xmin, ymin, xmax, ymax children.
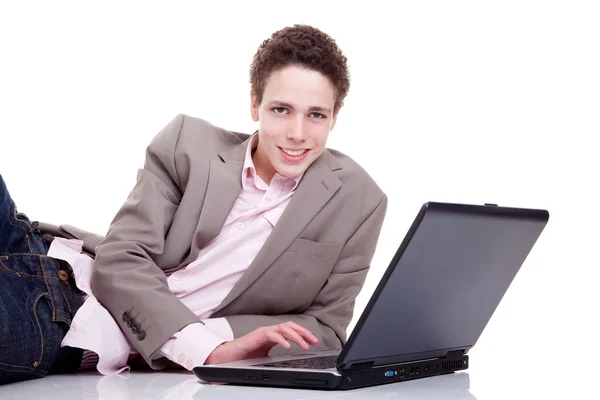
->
<box><xmin>0</xmin><ymin>24</ymin><xmax>387</xmax><ymax>385</ymax></box>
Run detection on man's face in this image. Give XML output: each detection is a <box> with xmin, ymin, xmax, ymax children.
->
<box><xmin>250</xmin><ymin>65</ymin><xmax>338</xmax><ymax>183</ymax></box>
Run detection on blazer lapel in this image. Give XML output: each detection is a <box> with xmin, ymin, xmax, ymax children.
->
<box><xmin>212</xmin><ymin>150</ymin><xmax>343</xmax><ymax>315</ymax></box>
<box><xmin>184</xmin><ymin>139</ymin><xmax>248</xmax><ymax>265</ymax></box>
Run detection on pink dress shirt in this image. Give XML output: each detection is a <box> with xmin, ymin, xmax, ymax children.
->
<box><xmin>51</xmin><ymin>133</ymin><xmax>303</xmax><ymax>375</ymax></box>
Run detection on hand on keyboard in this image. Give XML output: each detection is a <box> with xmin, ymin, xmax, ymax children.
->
<box><xmin>204</xmin><ymin>321</ymin><xmax>319</xmax><ymax>365</ymax></box>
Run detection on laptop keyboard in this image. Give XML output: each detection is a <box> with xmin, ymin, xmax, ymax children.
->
<box><xmin>255</xmin><ymin>355</ymin><xmax>338</xmax><ymax>370</ymax></box>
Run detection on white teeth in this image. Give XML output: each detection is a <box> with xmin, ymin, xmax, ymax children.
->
<box><xmin>282</xmin><ymin>148</ymin><xmax>307</xmax><ymax>156</ymax></box>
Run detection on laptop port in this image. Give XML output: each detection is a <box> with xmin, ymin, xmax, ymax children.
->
<box><xmin>262</xmin><ymin>375</ymin><xmax>270</xmax><ymax>381</ymax></box>
<box><xmin>384</xmin><ymin>370</ymin><xmax>397</xmax><ymax>378</ymax></box>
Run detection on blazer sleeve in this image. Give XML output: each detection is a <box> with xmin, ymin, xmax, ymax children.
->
<box><xmin>91</xmin><ymin>114</ymin><xmax>201</xmax><ymax>368</ymax></box>
<box><xmin>223</xmin><ymin>193</ymin><xmax>388</xmax><ymax>355</ymax></box>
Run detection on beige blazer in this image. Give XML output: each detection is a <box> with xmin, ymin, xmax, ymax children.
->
<box><xmin>74</xmin><ymin>114</ymin><xmax>387</xmax><ymax>368</ymax></box>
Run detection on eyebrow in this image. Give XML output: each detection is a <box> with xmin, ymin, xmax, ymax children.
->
<box><xmin>269</xmin><ymin>101</ymin><xmax>332</xmax><ymax>114</ymax></box>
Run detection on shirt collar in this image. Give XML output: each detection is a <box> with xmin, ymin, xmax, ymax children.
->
<box><xmin>241</xmin><ymin>133</ymin><xmax>304</xmax><ymax>193</ymax></box>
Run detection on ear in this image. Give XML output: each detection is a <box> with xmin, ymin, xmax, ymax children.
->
<box><xmin>250</xmin><ymin>93</ymin><xmax>260</xmax><ymax>122</ymax></box>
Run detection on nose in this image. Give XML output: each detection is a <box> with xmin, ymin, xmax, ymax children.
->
<box><xmin>286</xmin><ymin>115</ymin><xmax>307</xmax><ymax>142</ymax></box>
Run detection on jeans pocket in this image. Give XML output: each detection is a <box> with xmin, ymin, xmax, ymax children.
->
<box><xmin>0</xmin><ymin>288</ymin><xmax>59</xmax><ymax>384</ymax></box>
<box><xmin>0</xmin><ymin>257</ymin><xmax>67</xmax><ymax>384</ymax></box>
<box><xmin>0</xmin><ymin>255</ymin><xmax>82</xmax><ymax>325</ymax></box>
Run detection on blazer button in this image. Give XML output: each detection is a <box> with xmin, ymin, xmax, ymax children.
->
<box><xmin>127</xmin><ymin>319</ymin><xmax>135</xmax><ymax>327</ymax></box>
<box><xmin>122</xmin><ymin>312</ymin><xmax>130</xmax><ymax>322</ymax></box>
<box><xmin>132</xmin><ymin>324</ymin><xmax>140</xmax><ymax>334</ymax></box>
<box><xmin>137</xmin><ymin>331</ymin><xmax>146</xmax><ymax>341</ymax></box>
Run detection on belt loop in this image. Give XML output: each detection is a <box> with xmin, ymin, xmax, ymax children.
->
<box><xmin>41</xmin><ymin>233</ymin><xmax>55</xmax><ymax>244</ymax></box>
<box><xmin>31</xmin><ymin>220</ymin><xmax>40</xmax><ymax>233</ymax></box>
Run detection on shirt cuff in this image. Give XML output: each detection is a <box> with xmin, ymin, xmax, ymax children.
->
<box><xmin>159</xmin><ymin>321</ymin><xmax>229</xmax><ymax>370</ymax></box>
<box><xmin>201</xmin><ymin>317</ymin><xmax>234</xmax><ymax>342</ymax></box>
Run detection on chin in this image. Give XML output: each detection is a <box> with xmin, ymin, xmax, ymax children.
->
<box><xmin>277</xmin><ymin>166</ymin><xmax>305</xmax><ymax>179</ymax></box>
<box><xmin>277</xmin><ymin>170</ymin><xmax>299</xmax><ymax>179</ymax></box>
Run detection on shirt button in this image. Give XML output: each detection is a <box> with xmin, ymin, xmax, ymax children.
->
<box><xmin>265</xmin><ymin>197</ymin><xmax>272</xmax><ymax>202</ymax></box>
<box><xmin>236</xmin><ymin>221</ymin><xmax>244</xmax><ymax>229</ymax></box>
<box><xmin>171</xmin><ymin>277</ymin><xmax>179</xmax><ymax>284</ymax></box>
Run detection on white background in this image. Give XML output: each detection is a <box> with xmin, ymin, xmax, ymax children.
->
<box><xmin>0</xmin><ymin>1</ymin><xmax>598</xmax><ymax>398</ymax></box>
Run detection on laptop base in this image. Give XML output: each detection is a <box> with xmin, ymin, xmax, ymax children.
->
<box><xmin>194</xmin><ymin>355</ymin><xmax>468</xmax><ymax>390</ymax></box>
<box><xmin>339</xmin><ymin>355</ymin><xmax>468</xmax><ymax>390</ymax></box>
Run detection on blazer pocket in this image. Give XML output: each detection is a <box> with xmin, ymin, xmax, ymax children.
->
<box><xmin>255</xmin><ymin>239</ymin><xmax>340</xmax><ymax>313</ymax></box>
<box><xmin>287</xmin><ymin>238</ymin><xmax>340</xmax><ymax>259</ymax></box>
<box><xmin>285</xmin><ymin>239</ymin><xmax>340</xmax><ymax>307</ymax></box>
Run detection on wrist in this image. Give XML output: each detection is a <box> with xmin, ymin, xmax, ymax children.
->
<box><xmin>205</xmin><ymin>342</ymin><xmax>227</xmax><ymax>365</ymax></box>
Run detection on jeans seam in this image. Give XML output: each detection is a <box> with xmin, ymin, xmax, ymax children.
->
<box><xmin>31</xmin><ymin>292</ymin><xmax>48</xmax><ymax>371</ymax></box>
<box><xmin>25</xmin><ymin>290</ymin><xmax>42</xmax><ymax>370</ymax></box>
<box><xmin>25</xmin><ymin>233</ymin><xmax>33</xmax><ymax>253</ymax></box>
<box><xmin>0</xmin><ymin>257</ymin><xmax>31</xmax><ymax>278</ymax></box>
<box><xmin>3</xmin><ymin>253</ymin><xmax>58</xmax><ymax>259</ymax></box>
<box><xmin>0</xmin><ymin>255</ymin><xmax>63</xmax><ymax>282</ymax></box>
<box><xmin>39</xmin><ymin>256</ymin><xmax>58</xmax><ymax>325</ymax></box>
<box><xmin>7</xmin><ymin>203</ymin><xmax>31</xmax><ymax>236</ymax></box>
<box><xmin>0</xmin><ymin>361</ymin><xmax>38</xmax><ymax>372</ymax></box>
<box><xmin>0</xmin><ymin>258</ymin><xmax>60</xmax><ymax>282</ymax></box>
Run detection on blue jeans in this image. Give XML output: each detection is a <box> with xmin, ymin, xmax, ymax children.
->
<box><xmin>0</xmin><ymin>174</ymin><xmax>85</xmax><ymax>385</ymax></box>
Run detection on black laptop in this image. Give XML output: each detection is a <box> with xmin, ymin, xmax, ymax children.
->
<box><xmin>193</xmin><ymin>202</ymin><xmax>549</xmax><ymax>390</ymax></box>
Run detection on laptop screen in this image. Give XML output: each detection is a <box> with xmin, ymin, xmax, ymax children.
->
<box><xmin>339</xmin><ymin>202</ymin><xmax>548</xmax><ymax>368</ymax></box>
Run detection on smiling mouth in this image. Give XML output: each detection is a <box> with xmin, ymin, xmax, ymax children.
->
<box><xmin>279</xmin><ymin>147</ymin><xmax>309</xmax><ymax>156</ymax></box>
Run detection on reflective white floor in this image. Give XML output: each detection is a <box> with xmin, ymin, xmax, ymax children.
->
<box><xmin>0</xmin><ymin>361</ymin><xmax>595</xmax><ymax>400</ymax></box>
<box><xmin>0</xmin><ymin>371</ymin><xmax>475</xmax><ymax>400</ymax></box>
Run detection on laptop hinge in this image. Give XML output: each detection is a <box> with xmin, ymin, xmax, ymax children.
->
<box><xmin>348</xmin><ymin>361</ymin><xmax>375</xmax><ymax>371</ymax></box>
<box><xmin>446</xmin><ymin>350</ymin><xmax>466</xmax><ymax>358</ymax></box>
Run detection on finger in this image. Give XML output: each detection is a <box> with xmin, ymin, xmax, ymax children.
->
<box><xmin>265</xmin><ymin>330</ymin><xmax>291</xmax><ymax>349</ymax></box>
<box><xmin>277</xmin><ymin>325</ymin><xmax>311</xmax><ymax>350</ymax></box>
<box><xmin>283</xmin><ymin>321</ymin><xmax>319</xmax><ymax>344</ymax></box>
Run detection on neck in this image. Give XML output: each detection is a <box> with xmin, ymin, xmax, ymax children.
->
<box><xmin>252</xmin><ymin>145</ymin><xmax>275</xmax><ymax>185</ymax></box>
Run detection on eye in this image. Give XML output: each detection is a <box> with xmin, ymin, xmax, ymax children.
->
<box><xmin>310</xmin><ymin>112</ymin><xmax>326</xmax><ymax>119</ymax></box>
<box><xmin>273</xmin><ymin>107</ymin><xmax>287</xmax><ymax>114</ymax></box>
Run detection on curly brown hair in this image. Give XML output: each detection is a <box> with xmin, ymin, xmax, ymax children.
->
<box><xmin>250</xmin><ymin>24</ymin><xmax>350</xmax><ymax>114</ymax></box>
